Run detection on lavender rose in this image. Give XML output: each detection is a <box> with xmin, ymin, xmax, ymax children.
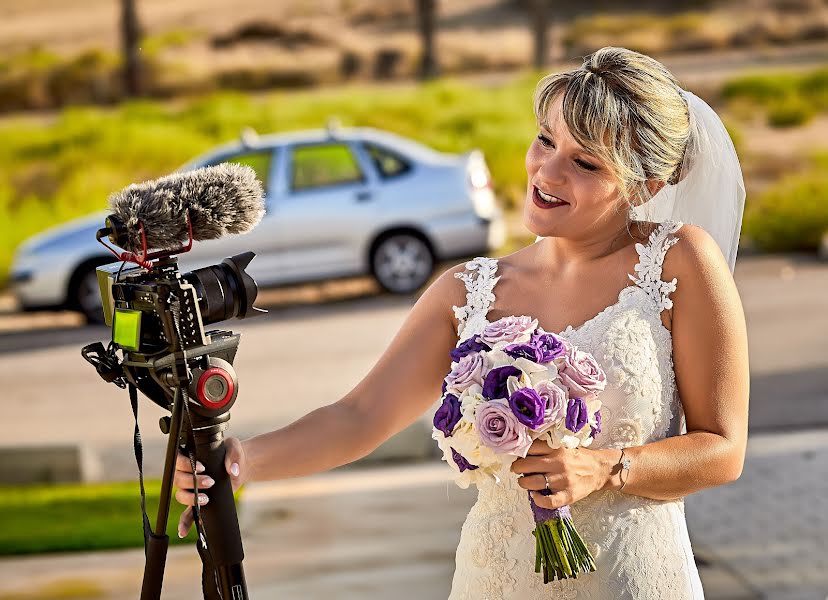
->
<box><xmin>481</xmin><ymin>315</ymin><xmax>538</xmax><ymax>348</ymax></box>
<box><xmin>565</xmin><ymin>397</ymin><xmax>589</xmax><ymax>433</ymax></box>
<box><xmin>482</xmin><ymin>365</ymin><xmax>522</xmax><ymax>400</ymax></box>
<box><xmin>508</xmin><ymin>387</ymin><xmax>546</xmax><ymax>429</ymax></box>
<box><xmin>535</xmin><ymin>379</ymin><xmax>568</xmax><ymax>427</ymax></box>
<box><xmin>475</xmin><ymin>399</ymin><xmax>533</xmax><ymax>456</ymax></box>
<box><xmin>559</xmin><ymin>348</ymin><xmax>607</xmax><ymax>397</ymax></box>
<box><xmin>446</xmin><ymin>351</ymin><xmax>487</xmax><ymax>395</ymax></box>
<box><xmin>433</xmin><ymin>393</ymin><xmax>461</xmax><ymax>436</ymax></box>
<box><xmin>450</xmin><ymin>335</ymin><xmax>491</xmax><ymax>363</ymax></box>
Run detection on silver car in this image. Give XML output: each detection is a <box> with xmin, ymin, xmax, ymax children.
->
<box><xmin>10</xmin><ymin>125</ymin><xmax>506</xmax><ymax>322</ymax></box>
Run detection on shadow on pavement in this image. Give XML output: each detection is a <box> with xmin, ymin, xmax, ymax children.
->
<box><xmin>748</xmin><ymin>365</ymin><xmax>828</xmax><ymax>432</ymax></box>
<box><xmin>0</xmin><ymin>290</ymin><xmax>416</xmax><ymax>354</ymax></box>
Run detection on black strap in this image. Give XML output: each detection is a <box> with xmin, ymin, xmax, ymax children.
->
<box><xmin>129</xmin><ymin>382</ymin><xmax>154</xmax><ymax>551</ymax></box>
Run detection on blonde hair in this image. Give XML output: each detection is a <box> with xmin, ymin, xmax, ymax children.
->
<box><xmin>533</xmin><ymin>47</ymin><xmax>690</xmax><ymax>207</ymax></box>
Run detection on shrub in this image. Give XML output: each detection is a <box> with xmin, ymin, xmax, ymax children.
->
<box><xmin>767</xmin><ymin>95</ymin><xmax>816</xmax><ymax>127</ymax></box>
<box><xmin>721</xmin><ymin>67</ymin><xmax>828</xmax><ymax>127</ymax></box>
<box><xmin>742</xmin><ymin>168</ymin><xmax>828</xmax><ymax>252</ymax></box>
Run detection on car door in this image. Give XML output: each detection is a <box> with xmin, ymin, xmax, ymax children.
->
<box><xmin>270</xmin><ymin>139</ymin><xmax>379</xmax><ymax>280</ymax></box>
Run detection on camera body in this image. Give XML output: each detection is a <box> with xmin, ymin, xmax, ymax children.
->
<box><xmin>94</xmin><ymin>252</ymin><xmax>260</xmax><ymax>416</ymax></box>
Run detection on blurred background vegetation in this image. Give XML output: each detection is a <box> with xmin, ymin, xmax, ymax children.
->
<box><xmin>0</xmin><ymin>0</ymin><xmax>826</xmax><ymax>290</ymax></box>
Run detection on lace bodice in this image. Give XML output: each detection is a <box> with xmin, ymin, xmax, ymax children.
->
<box><xmin>446</xmin><ymin>221</ymin><xmax>705</xmax><ymax>599</ymax></box>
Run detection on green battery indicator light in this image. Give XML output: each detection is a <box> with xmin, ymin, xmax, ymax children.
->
<box><xmin>113</xmin><ymin>308</ymin><xmax>142</xmax><ymax>351</ymax></box>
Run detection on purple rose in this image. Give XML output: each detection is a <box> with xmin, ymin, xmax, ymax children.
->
<box><xmin>590</xmin><ymin>410</ymin><xmax>602</xmax><ymax>438</ymax></box>
<box><xmin>565</xmin><ymin>397</ymin><xmax>589</xmax><ymax>433</ymax></box>
<box><xmin>482</xmin><ymin>365</ymin><xmax>522</xmax><ymax>400</ymax></box>
<box><xmin>475</xmin><ymin>400</ymin><xmax>532</xmax><ymax>456</ymax></box>
<box><xmin>531</xmin><ymin>332</ymin><xmax>568</xmax><ymax>362</ymax></box>
<box><xmin>535</xmin><ymin>379</ymin><xmax>568</xmax><ymax>427</ymax></box>
<box><xmin>559</xmin><ymin>348</ymin><xmax>607</xmax><ymax>397</ymax></box>
<box><xmin>508</xmin><ymin>387</ymin><xmax>546</xmax><ymax>429</ymax></box>
<box><xmin>450</xmin><ymin>335</ymin><xmax>491</xmax><ymax>362</ymax></box>
<box><xmin>451</xmin><ymin>447</ymin><xmax>479</xmax><ymax>472</ymax></box>
<box><xmin>503</xmin><ymin>341</ymin><xmax>543</xmax><ymax>363</ymax></box>
<box><xmin>433</xmin><ymin>393</ymin><xmax>461</xmax><ymax>436</ymax></box>
<box><xmin>481</xmin><ymin>315</ymin><xmax>538</xmax><ymax>347</ymax></box>
<box><xmin>445</xmin><ymin>352</ymin><xmax>487</xmax><ymax>395</ymax></box>
<box><xmin>504</xmin><ymin>331</ymin><xmax>567</xmax><ymax>363</ymax></box>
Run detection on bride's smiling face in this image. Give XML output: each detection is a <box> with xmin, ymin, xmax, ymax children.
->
<box><xmin>523</xmin><ymin>95</ymin><xmax>624</xmax><ymax>239</ymax></box>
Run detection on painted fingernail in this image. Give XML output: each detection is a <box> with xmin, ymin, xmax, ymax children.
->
<box><xmin>198</xmin><ymin>494</ymin><xmax>209</xmax><ymax>505</ymax></box>
<box><xmin>196</xmin><ymin>462</ymin><xmax>205</xmax><ymax>473</ymax></box>
<box><xmin>178</xmin><ymin>527</ymin><xmax>186</xmax><ymax>539</ymax></box>
<box><xmin>230</xmin><ymin>463</ymin><xmax>240</xmax><ymax>477</ymax></box>
<box><xmin>201</xmin><ymin>477</ymin><xmax>214</xmax><ymax>488</ymax></box>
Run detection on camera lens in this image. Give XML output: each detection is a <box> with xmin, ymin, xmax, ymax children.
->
<box><xmin>183</xmin><ymin>252</ymin><xmax>259</xmax><ymax>324</ymax></box>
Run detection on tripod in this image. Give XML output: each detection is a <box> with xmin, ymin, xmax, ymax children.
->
<box><xmin>83</xmin><ymin>299</ymin><xmax>251</xmax><ymax>600</ymax></box>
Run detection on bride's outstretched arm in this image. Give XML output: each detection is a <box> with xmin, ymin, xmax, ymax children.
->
<box><xmin>242</xmin><ymin>263</ymin><xmax>469</xmax><ymax>483</ymax></box>
<box><xmin>597</xmin><ymin>224</ymin><xmax>750</xmax><ymax>501</ymax></box>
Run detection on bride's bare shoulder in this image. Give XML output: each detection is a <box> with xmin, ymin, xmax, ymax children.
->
<box><xmin>663</xmin><ymin>222</ymin><xmax>731</xmax><ymax>287</ymax></box>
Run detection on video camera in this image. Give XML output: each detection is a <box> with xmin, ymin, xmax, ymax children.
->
<box><xmin>81</xmin><ymin>163</ymin><xmax>266</xmax><ymax>600</ymax></box>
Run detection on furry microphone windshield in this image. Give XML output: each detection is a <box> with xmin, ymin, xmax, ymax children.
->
<box><xmin>108</xmin><ymin>163</ymin><xmax>266</xmax><ymax>253</ymax></box>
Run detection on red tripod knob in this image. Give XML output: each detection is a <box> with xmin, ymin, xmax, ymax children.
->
<box><xmin>196</xmin><ymin>367</ymin><xmax>235</xmax><ymax>410</ymax></box>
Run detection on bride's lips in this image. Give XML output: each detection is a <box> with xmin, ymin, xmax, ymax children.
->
<box><xmin>531</xmin><ymin>186</ymin><xmax>569</xmax><ymax>210</ymax></box>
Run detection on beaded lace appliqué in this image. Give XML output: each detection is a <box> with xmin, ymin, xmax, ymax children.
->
<box><xmin>452</xmin><ymin>257</ymin><xmax>500</xmax><ymax>341</ymax></box>
<box><xmin>628</xmin><ymin>221</ymin><xmax>683</xmax><ymax>312</ymax></box>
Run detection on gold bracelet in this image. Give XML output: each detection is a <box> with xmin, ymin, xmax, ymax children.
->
<box><xmin>618</xmin><ymin>448</ymin><xmax>631</xmax><ymax>492</ymax></box>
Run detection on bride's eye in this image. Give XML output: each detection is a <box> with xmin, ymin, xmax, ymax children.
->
<box><xmin>576</xmin><ymin>159</ymin><xmax>597</xmax><ymax>171</ymax></box>
<box><xmin>537</xmin><ymin>134</ymin><xmax>553</xmax><ymax>148</ymax></box>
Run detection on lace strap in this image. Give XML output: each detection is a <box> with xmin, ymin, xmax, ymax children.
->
<box><xmin>452</xmin><ymin>257</ymin><xmax>500</xmax><ymax>339</ymax></box>
<box><xmin>628</xmin><ymin>221</ymin><xmax>683</xmax><ymax>312</ymax></box>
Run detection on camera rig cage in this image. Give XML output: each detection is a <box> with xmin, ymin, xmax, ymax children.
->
<box><xmin>82</xmin><ymin>211</ymin><xmax>263</xmax><ymax>600</ymax></box>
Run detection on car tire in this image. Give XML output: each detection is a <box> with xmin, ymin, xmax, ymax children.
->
<box><xmin>68</xmin><ymin>261</ymin><xmax>108</xmax><ymax>324</ymax></box>
<box><xmin>370</xmin><ymin>232</ymin><xmax>435</xmax><ymax>294</ymax></box>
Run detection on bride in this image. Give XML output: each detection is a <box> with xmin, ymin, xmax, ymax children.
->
<box><xmin>173</xmin><ymin>47</ymin><xmax>750</xmax><ymax>599</ymax></box>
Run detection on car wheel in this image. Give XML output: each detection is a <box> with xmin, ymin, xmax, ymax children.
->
<box><xmin>371</xmin><ymin>233</ymin><xmax>434</xmax><ymax>294</ymax></box>
<box><xmin>70</xmin><ymin>265</ymin><xmax>106</xmax><ymax>324</ymax></box>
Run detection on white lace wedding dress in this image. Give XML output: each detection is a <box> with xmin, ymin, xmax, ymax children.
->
<box><xmin>447</xmin><ymin>220</ymin><xmax>705</xmax><ymax>599</ymax></box>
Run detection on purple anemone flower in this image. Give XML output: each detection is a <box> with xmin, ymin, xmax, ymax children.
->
<box><xmin>433</xmin><ymin>393</ymin><xmax>461</xmax><ymax>436</ymax></box>
<box><xmin>482</xmin><ymin>365</ymin><xmax>522</xmax><ymax>400</ymax></box>
<box><xmin>451</xmin><ymin>448</ymin><xmax>479</xmax><ymax>472</ymax></box>
<box><xmin>508</xmin><ymin>387</ymin><xmax>546</xmax><ymax>429</ymax></box>
<box><xmin>450</xmin><ymin>335</ymin><xmax>491</xmax><ymax>363</ymax></box>
<box><xmin>565</xmin><ymin>397</ymin><xmax>589</xmax><ymax>433</ymax></box>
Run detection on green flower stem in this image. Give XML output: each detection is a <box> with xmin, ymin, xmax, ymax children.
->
<box><xmin>532</xmin><ymin>517</ymin><xmax>597</xmax><ymax>583</ymax></box>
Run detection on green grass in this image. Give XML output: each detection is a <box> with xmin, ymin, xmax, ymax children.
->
<box><xmin>0</xmin><ymin>479</ymin><xmax>242</xmax><ymax>555</ymax></box>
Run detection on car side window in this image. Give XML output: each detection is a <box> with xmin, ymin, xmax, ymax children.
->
<box><xmin>215</xmin><ymin>150</ymin><xmax>273</xmax><ymax>190</ymax></box>
<box><xmin>363</xmin><ymin>142</ymin><xmax>411</xmax><ymax>179</ymax></box>
<box><xmin>291</xmin><ymin>143</ymin><xmax>364</xmax><ymax>191</ymax></box>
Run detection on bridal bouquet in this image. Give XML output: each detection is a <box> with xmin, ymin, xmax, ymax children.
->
<box><xmin>432</xmin><ymin>315</ymin><xmax>606</xmax><ymax>583</ymax></box>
